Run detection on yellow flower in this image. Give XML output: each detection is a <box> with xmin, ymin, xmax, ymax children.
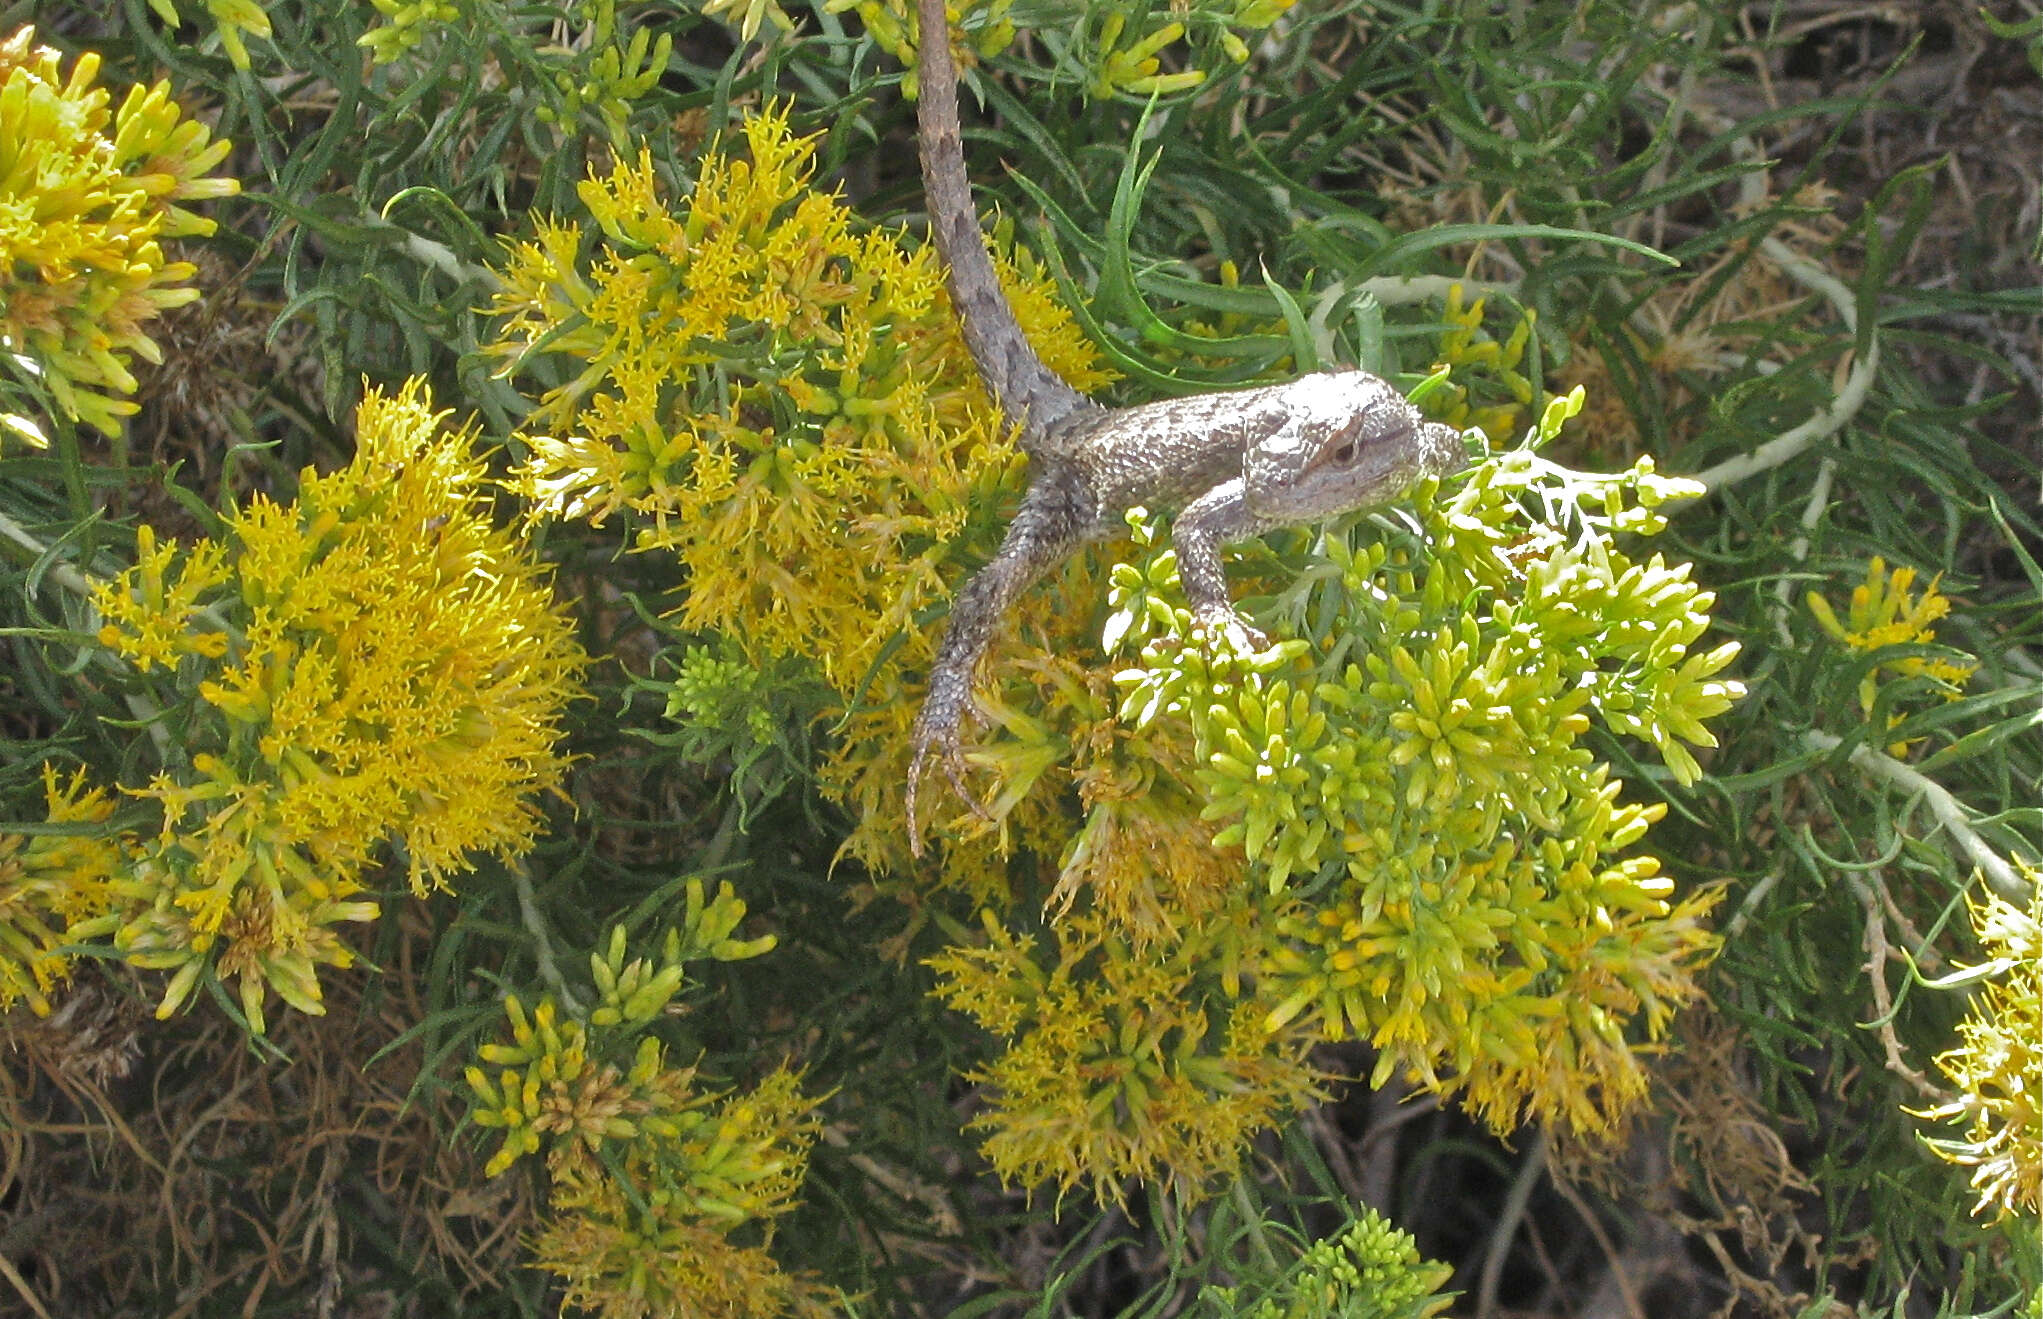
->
<box><xmin>88</xmin><ymin>378</ymin><xmax>587</xmax><ymax>1028</ymax></box>
<box><xmin>833</xmin><ymin>0</ymin><xmax>1017</xmax><ymax>90</ymax></box>
<box><xmin>1428</xmin><ymin>282</ymin><xmax>1538</xmax><ymax>445</ymax></box>
<box><xmin>359</xmin><ymin>1</ymin><xmax>462</xmax><ymax>65</ymax></box>
<box><xmin>929</xmin><ymin>909</ymin><xmax>1325</xmax><ymax>1205</ymax></box>
<box><xmin>0</xmin><ymin>767</ymin><xmax>126</xmax><ymax>1014</ymax></box>
<box><xmin>1090</xmin><ymin>13</ymin><xmax>1204</xmax><ymax>97</ymax></box>
<box><xmin>92</xmin><ymin>524</ymin><xmax>231</xmax><ymax>670</ymax></box>
<box><xmin>0</xmin><ymin>26</ymin><xmax>237</xmax><ymax>436</ymax></box>
<box><xmin>146</xmin><ymin>0</ymin><xmax>273</xmax><ymax>70</ymax></box>
<box><xmin>1911</xmin><ymin>878</ymin><xmax>2042</xmax><ymax>1221</ymax></box>
<box><xmin>534</xmin><ymin>1138</ymin><xmax>836</xmax><ymax>1319</ymax></box>
<box><xmin>700</xmin><ymin>0</ymin><xmax>797</xmax><ymax>42</ymax></box>
<box><xmin>467</xmin><ymin>919</ymin><xmax>828</xmax><ymax>1319</ymax></box>
<box><xmin>1808</xmin><ymin>555</ymin><xmax>1955</xmax><ymax>651</ymax></box>
<box><xmin>1808</xmin><ymin>556</ymin><xmax>1977</xmax><ymax>752</ymax></box>
<box><xmin>490</xmin><ymin>103</ymin><xmax>1108</xmax><ymax>756</ymax></box>
<box><xmin>1106</xmin><ymin>417</ymin><xmax>1736</xmax><ymax>1146</ymax></box>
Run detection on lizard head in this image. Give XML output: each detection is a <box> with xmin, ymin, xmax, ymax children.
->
<box><xmin>1240</xmin><ymin>371</ymin><xmax>1464</xmax><ymax>522</ymax></box>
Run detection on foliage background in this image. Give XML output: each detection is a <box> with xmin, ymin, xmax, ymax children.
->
<box><xmin>0</xmin><ymin>0</ymin><xmax>2038</xmax><ymax>1316</ymax></box>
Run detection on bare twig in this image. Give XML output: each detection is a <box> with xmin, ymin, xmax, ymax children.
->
<box><xmin>1845</xmin><ymin>872</ymin><xmax>1948</xmax><ymax>1102</ymax></box>
<box><xmin>1476</xmin><ymin>1130</ymin><xmax>1547</xmax><ymax>1319</ymax></box>
<box><xmin>0</xmin><ymin>1251</ymin><xmax>54</xmax><ymax>1319</ymax></box>
<box><xmin>1685</xmin><ymin>238</ymin><xmax>1880</xmax><ymax>497</ymax></box>
<box><xmin>1548</xmin><ymin>1170</ymin><xmax>1648</xmax><ymax>1319</ymax></box>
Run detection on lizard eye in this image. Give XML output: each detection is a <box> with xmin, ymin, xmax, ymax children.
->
<box><xmin>1330</xmin><ymin>441</ymin><xmax>1358</xmax><ymax>465</ymax></box>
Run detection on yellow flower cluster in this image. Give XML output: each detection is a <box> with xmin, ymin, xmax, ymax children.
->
<box><xmin>1086</xmin><ymin>9</ymin><xmax>1206</xmax><ymax>97</ymax></box>
<box><xmin>490</xmin><ymin>107</ymin><xmax>1107</xmax><ymax>699</ymax></box>
<box><xmin>84</xmin><ymin>379</ymin><xmax>586</xmax><ymax>1031</ymax></box>
<box><xmin>930</xmin><ymin>389</ymin><xmax>1737</xmax><ymax>1198</ymax></box>
<box><xmin>471</xmin><ymin>1002</ymin><xmax>686</xmax><ymax>1176</ymax></box>
<box><xmin>1428</xmin><ymin>283</ymin><xmax>1537</xmax><ymax>445</ymax></box>
<box><xmin>489</xmin><ymin>103</ymin><xmax>1116</xmax><ymax>885</ymax></box>
<box><xmin>0</xmin><ymin>26</ymin><xmax>237</xmax><ymax>437</ymax></box>
<box><xmin>1807</xmin><ymin>556</ymin><xmax>1976</xmax><ymax>753</ymax></box>
<box><xmin>536</xmin><ymin>23</ymin><xmax>670</xmax><ymax>148</ymax></box>
<box><xmin>0</xmin><ymin>768</ymin><xmax>125</xmax><ymax>1014</ymax></box>
<box><xmin>471</xmin><ymin>889</ymin><xmax>779</xmax><ymax>1174</ymax></box>
<box><xmin>359</xmin><ymin>0</ymin><xmax>462</xmax><ymax>64</ymax></box>
<box><xmin>704</xmin><ymin>0</ymin><xmax>804</xmax><ymax>44</ymax></box>
<box><xmin>928</xmin><ymin>908</ymin><xmax>1325</xmax><ymax>1205</ymax></box>
<box><xmin>467</xmin><ymin>895</ymin><xmax>829</xmax><ymax>1319</ymax></box>
<box><xmin>1115</xmin><ymin>405</ymin><xmax>1734</xmax><ymax>1140</ymax></box>
<box><xmin>1913</xmin><ymin>877</ymin><xmax>2041</xmax><ymax>1222</ymax></box>
<box><xmin>1260</xmin><ymin>768</ymin><xmax>1723</xmax><ymax>1137</ymax></box>
<box><xmin>829</xmin><ymin>0</ymin><xmax>1017</xmax><ymax>87</ymax></box>
<box><xmin>866</xmin><ymin>0</ymin><xmax>1303</xmax><ymax>99</ymax></box>
<box><xmin>146</xmin><ymin>0</ymin><xmax>273</xmax><ymax>70</ymax></box>
<box><xmin>1204</xmin><ymin>1209</ymin><xmax>1454</xmax><ymax>1319</ymax></box>
<box><xmin>537</xmin><ymin>1116</ymin><xmax>836</xmax><ymax>1319</ymax></box>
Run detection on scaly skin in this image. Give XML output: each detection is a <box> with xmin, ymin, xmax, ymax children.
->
<box><xmin>906</xmin><ymin>0</ymin><xmax>1464</xmax><ymax>851</ymax></box>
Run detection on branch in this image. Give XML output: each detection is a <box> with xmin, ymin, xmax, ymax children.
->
<box><xmin>1684</xmin><ymin>237</ymin><xmax>1880</xmax><ymax>497</ymax></box>
<box><xmin>1804</xmin><ymin>730</ymin><xmax>2034</xmax><ymax>903</ymax></box>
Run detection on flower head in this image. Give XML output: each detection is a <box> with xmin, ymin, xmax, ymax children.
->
<box><xmin>0</xmin><ymin>767</ymin><xmax>126</xmax><ymax>1014</ymax></box>
<box><xmin>490</xmin><ymin>104</ymin><xmax>1116</xmax><ymax>884</ymax></box>
<box><xmin>0</xmin><ymin>26</ymin><xmax>237</xmax><ymax>436</ymax></box>
<box><xmin>1428</xmin><ymin>282</ymin><xmax>1538</xmax><ymax>445</ymax></box>
<box><xmin>929</xmin><ymin>908</ymin><xmax>1325</xmax><ymax>1205</ymax></box>
<box><xmin>1912</xmin><ymin>877</ymin><xmax>2042</xmax><ymax>1222</ymax></box>
<box><xmin>145</xmin><ymin>0</ymin><xmax>274</xmax><ymax>70</ymax></box>
<box><xmin>1808</xmin><ymin>556</ymin><xmax>1976</xmax><ymax>753</ymax></box>
<box><xmin>88</xmin><ymin>378</ymin><xmax>587</xmax><ymax>1028</ymax></box>
<box><xmin>358</xmin><ymin>0</ymin><xmax>462</xmax><ymax>65</ymax></box>
<box><xmin>1205</xmin><ymin>1209</ymin><xmax>1455</xmax><ymax>1319</ymax></box>
<box><xmin>492</xmin><ymin>108</ymin><xmax>1107</xmax><ymax>700</ymax></box>
<box><xmin>466</xmin><ymin>906</ymin><xmax>827</xmax><ymax>1319</ymax></box>
<box><xmin>1097</xmin><ymin>391</ymin><xmax>1736</xmax><ymax>1143</ymax></box>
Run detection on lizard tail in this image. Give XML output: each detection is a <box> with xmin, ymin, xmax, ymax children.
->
<box><xmin>914</xmin><ymin>0</ymin><xmax>1095</xmax><ymax>446</ymax></box>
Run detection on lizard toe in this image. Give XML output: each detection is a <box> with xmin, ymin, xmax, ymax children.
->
<box><xmin>941</xmin><ymin>745</ymin><xmax>993</xmax><ymax>822</ymax></box>
<box><xmin>905</xmin><ymin>728</ymin><xmax>992</xmax><ymax>857</ymax></box>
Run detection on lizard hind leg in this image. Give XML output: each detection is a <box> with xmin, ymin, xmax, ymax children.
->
<box><xmin>904</xmin><ymin>462</ymin><xmax>1099</xmax><ymax>856</ymax></box>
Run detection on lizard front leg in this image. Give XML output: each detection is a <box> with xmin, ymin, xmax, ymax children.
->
<box><xmin>1171</xmin><ymin>477</ymin><xmax>1272</xmax><ymax>652</ymax></box>
<box><xmin>908</xmin><ymin>462</ymin><xmax>1098</xmax><ymax>854</ymax></box>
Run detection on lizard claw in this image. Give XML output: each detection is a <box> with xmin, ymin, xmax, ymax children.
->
<box><xmin>905</xmin><ymin>720</ymin><xmax>992</xmax><ymax>858</ymax></box>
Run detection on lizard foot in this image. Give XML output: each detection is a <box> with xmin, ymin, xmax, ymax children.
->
<box><xmin>905</xmin><ymin>723</ymin><xmax>993</xmax><ymax>858</ymax></box>
<box><xmin>1193</xmin><ymin>609</ymin><xmax>1269</xmax><ymax>656</ymax></box>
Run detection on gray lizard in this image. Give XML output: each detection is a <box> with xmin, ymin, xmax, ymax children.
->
<box><xmin>906</xmin><ymin>0</ymin><xmax>1465</xmax><ymax>850</ymax></box>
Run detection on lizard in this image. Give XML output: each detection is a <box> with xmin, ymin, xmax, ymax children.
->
<box><xmin>905</xmin><ymin>0</ymin><xmax>1466</xmax><ymax>852</ymax></box>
